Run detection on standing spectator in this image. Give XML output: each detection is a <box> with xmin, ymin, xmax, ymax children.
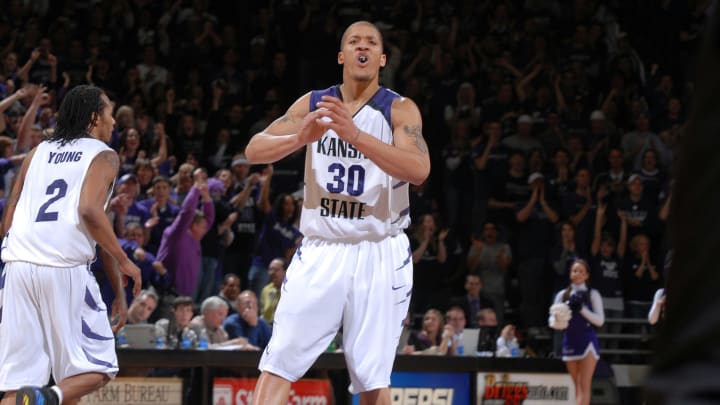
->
<box><xmin>623</xmin><ymin>234</ymin><xmax>661</xmax><ymax>320</ymax></box>
<box><xmin>590</xmin><ymin>201</ymin><xmax>627</xmax><ymax>325</ymax></box>
<box><xmin>260</xmin><ymin>258</ymin><xmax>286</xmax><ymax>324</ymax></box>
<box><xmin>561</xmin><ymin>168</ymin><xmax>595</xmax><ymax>255</ymax></box>
<box><xmin>621</xmin><ymin>113</ymin><xmax>664</xmax><ymax>170</ymax></box>
<box><xmin>618</xmin><ymin>174</ymin><xmax>658</xmax><ymax>244</ymax></box>
<box><xmin>247</xmin><ymin>166</ymin><xmax>301</xmax><ymax>300</ymax></box>
<box><xmin>410</xmin><ymin>213</ymin><xmax>448</xmax><ymax>312</ymax></box>
<box><xmin>515</xmin><ymin>172</ymin><xmax>559</xmax><ymax>327</ymax></box>
<box><xmin>196</xmin><ymin>178</ymin><xmax>237</xmax><ymax>304</ymax></box>
<box><xmin>466</xmin><ymin>221</ymin><xmax>511</xmax><ymax>326</ymax></box>
<box><xmin>156</xmin><ymin>179</ymin><xmax>214</xmax><ymax>317</ymax></box>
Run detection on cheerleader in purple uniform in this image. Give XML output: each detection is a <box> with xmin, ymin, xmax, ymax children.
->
<box><xmin>548</xmin><ymin>259</ymin><xmax>605</xmax><ymax>405</ymax></box>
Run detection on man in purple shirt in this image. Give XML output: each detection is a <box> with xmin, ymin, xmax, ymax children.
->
<box><xmin>156</xmin><ymin>179</ymin><xmax>214</xmax><ymax>298</ymax></box>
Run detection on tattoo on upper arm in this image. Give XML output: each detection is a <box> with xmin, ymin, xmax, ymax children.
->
<box><xmin>403</xmin><ymin>125</ymin><xmax>428</xmax><ymax>155</ymax></box>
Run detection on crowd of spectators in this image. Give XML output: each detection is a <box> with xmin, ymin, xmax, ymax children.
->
<box><xmin>0</xmin><ymin>0</ymin><xmax>703</xmax><ymax>356</ymax></box>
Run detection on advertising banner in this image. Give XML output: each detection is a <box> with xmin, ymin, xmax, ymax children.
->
<box><xmin>213</xmin><ymin>377</ymin><xmax>332</xmax><ymax>405</ymax></box>
<box><xmin>78</xmin><ymin>377</ymin><xmax>183</xmax><ymax>405</ymax></box>
<box><xmin>352</xmin><ymin>372</ymin><xmax>470</xmax><ymax>405</ymax></box>
<box><xmin>477</xmin><ymin>372</ymin><xmax>574</xmax><ymax>405</ymax></box>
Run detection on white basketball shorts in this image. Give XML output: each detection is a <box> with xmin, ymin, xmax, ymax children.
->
<box><xmin>0</xmin><ymin>261</ymin><xmax>119</xmax><ymax>391</ymax></box>
<box><xmin>259</xmin><ymin>233</ymin><xmax>413</xmax><ymax>394</ymax></box>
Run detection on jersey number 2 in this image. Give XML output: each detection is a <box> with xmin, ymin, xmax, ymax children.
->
<box><xmin>36</xmin><ymin>179</ymin><xmax>68</xmax><ymax>222</ymax></box>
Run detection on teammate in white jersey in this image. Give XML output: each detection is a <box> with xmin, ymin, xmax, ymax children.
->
<box><xmin>245</xmin><ymin>21</ymin><xmax>430</xmax><ymax>405</ymax></box>
<box><xmin>0</xmin><ymin>85</ymin><xmax>141</xmax><ymax>405</ymax></box>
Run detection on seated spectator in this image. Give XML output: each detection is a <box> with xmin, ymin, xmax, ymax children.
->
<box><xmin>190</xmin><ymin>296</ymin><xmax>250</xmax><ymax>348</ymax></box>
<box><xmin>403</xmin><ymin>309</ymin><xmax>452</xmax><ymax>355</ymax></box>
<box><xmin>222</xmin><ymin>290</ymin><xmax>271</xmax><ymax>350</ymax></box>
<box><xmin>260</xmin><ymin>257</ymin><xmax>286</xmax><ymax>323</ymax></box>
<box><xmin>445</xmin><ymin>306</ymin><xmax>468</xmax><ymax>356</ymax></box>
<box><xmin>219</xmin><ymin>273</ymin><xmax>241</xmax><ymax>315</ymax></box>
<box><xmin>477</xmin><ymin>308</ymin><xmax>499</xmax><ymax>354</ymax></box>
<box><xmin>127</xmin><ymin>289</ymin><xmax>159</xmax><ymax>325</ymax></box>
<box><xmin>495</xmin><ymin>324</ymin><xmax>520</xmax><ymax>357</ymax></box>
<box><xmin>450</xmin><ymin>274</ymin><xmax>495</xmax><ymax>328</ymax></box>
<box><xmin>155</xmin><ymin>296</ymin><xmax>195</xmax><ymax>349</ymax></box>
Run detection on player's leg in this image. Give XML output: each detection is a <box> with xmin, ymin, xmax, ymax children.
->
<box><xmin>27</xmin><ymin>266</ymin><xmax>118</xmax><ymax>404</ymax></box>
<box><xmin>359</xmin><ymin>388</ymin><xmax>391</xmax><ymax>405</ymax></box>
<box><xmin>344</xmin><ymin>234</ymin><xmax>413</xmax><ymax>400</ymax></box>
<box><xmin>251</xmin><ymin>372</ymin><xmax>292</xmax><ymax>405</ymax></box>
<box><xmin>0</xmin><ymin>263</ymin><xmax>53</xmax><ymax>404</ymax></box>
<box><xmin>252</xmin><ymin>239</ymin><xmax>348</xmax><ymax>405</ymax></box>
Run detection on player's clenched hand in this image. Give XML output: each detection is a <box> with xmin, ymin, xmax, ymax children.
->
<box><xmin>297</xmin><ymin>109</ymin><xmax>326</xmax><ymax>145</ymax></box>
<box><xmin>315</xmin><ymin>96</ymin><xmax>359</xmax><ymax>143</ymax></box>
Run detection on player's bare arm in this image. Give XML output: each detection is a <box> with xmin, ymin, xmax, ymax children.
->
<box><xmin>315</xmin><ymin>95</ymin><xmax>431</xmax><ymax>185</ymax></box>
<box><xmin>245</xmin><ymin>92</ymin><xmax>325</xmax><ymax>164</ymax></box>
<box><xmin>79</xmin><ymin>150</ymin><xmax>141</xmax><ymax>296</ymax></box>
<box><xmin>1</xmin><ymin>147</ymin><xmax>36</xmax><ymax>235</ymax></box>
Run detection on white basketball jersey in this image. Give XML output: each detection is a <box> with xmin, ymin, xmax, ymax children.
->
<box><xmin>2</xmin><ymin>138</ymin><xmax>113</xmax><ymax>267</ymax></box>
<box><xmin>300</xmin><ymin>86</ymin><xmax>411</xmax><ymax>242</ymax></box>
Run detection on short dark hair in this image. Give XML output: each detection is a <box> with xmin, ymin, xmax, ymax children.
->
<box><xmin>52</xmin><ymin>85</ymin><xmax>108</xmax><ymax>145</ymax></box>
<box><xmin>172</xmin><ymin>295</ymin><xmax>193</xmax><ymax>309</ymax></box>
<box><xmin>340</xmin><ymin>21</ymin><xmax>384</xmax><ymax>52</ymax></box>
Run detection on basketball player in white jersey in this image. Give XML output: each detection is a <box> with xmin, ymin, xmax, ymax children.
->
<box><xmin>0</xmin><ymin>85</ymin><xmax>141</xmax><ymax>405</ymax></box>
<box><xmin>245</xmin><ymin>21</ymin><xmax>430</xmax><ymax>405</ymax></box>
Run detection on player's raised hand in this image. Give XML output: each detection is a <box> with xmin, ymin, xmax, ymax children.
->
<box><xmin>314</xmin><ymin>95</ymin><xmax>358</xmax><ymax>143</ymax></box>
<box><xmin>297</xmin><ymin>109</ymin><xmax>326</xmax><ymax>145</ymax></box>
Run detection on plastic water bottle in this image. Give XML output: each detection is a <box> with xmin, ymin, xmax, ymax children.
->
<box><xmin>154</xmin><ymin>324</ymin><xmax>167</xmax><ymax>349</ymax></box>
<box><xmin>180</xmin><ymin>327</ymin><xmax>197</xmax><ymax>350</ymax></box>
<box><xmin>457</xmin><ymin>344</ymin><xmax>465</xmax><ymax>355</ymax></box>
<box><xmin>167</xmin><ymin>333</ymin><xmax>178</xmax><ymax>350</ymax></box>
<box><xmin>197</xmin><ymin>328</ymin><xmax>209</xmax><ymax>350</ymax></box>
<box><xmin>116</xmin><ymin>327</ymin><xmax>129</xmax><ymax>348</ymax></box>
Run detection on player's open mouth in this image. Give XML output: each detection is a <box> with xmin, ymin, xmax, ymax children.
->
<box><xmin>357</xmin><ymin>54</ymin><xmax>369</xmax><ymax>66</ymax></box>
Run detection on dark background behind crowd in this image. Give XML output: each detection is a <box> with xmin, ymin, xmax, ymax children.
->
<box><xmin>0</xmin><ymin>0</ymin><xmax>702</xmax><ymax>351</ymax></box>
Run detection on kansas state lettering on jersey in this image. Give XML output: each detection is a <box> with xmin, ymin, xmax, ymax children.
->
<box><xmin>301</xmin><ymin>85</ymin><xmax>410</xmax><ymax>241</ymax></box>
<box><xmin>2</xmin><ymin>138</ymin><xmax>113</xmax><ymax>267</ymax></box>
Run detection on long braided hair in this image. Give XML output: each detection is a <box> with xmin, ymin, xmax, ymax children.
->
<box><xmin>50</xmin><ymin>85</ymin><xmax>108</xmax><ymax>146</ymax></box>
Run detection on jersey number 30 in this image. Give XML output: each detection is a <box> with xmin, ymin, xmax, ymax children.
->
<box><xmin>326</xmin><ymin>163</ymin><xmax>365</xmax><ymax>196</ymax></box>
<box><xmin>36</xmin><ymin>179</ymin><xmax>68</xmax><ymax>222</ymax></box>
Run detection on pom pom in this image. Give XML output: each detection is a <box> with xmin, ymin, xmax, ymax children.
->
<box><xmin>549</xmin><ymin>302</ymin><xmax>571</xmax><ymax>330</ymax></box>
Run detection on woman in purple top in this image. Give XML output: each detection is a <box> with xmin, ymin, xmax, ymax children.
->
<box><xmin>549</xmin><ymin>259</ymin><xmax>605</xmax><ymax>405</ymax></box>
